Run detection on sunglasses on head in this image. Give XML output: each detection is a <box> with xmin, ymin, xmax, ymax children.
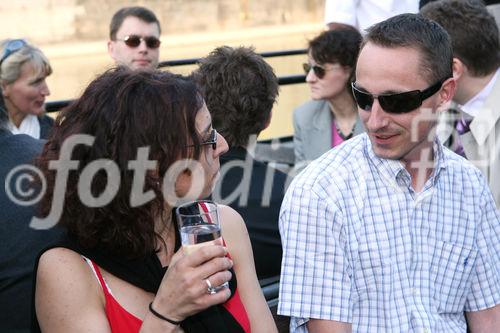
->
<box><xmin>351</xmin><ymin>79</ymin><xmax>447</xmax><ymax>114</ymax></box>
<box><xmin>302</xmin><ymin>63</ymin><xmax>334</xmax><ymax>79</ymax></box>
<box><xmin>187</xmin><ymin>128</ymin><xmax>218</xmax><ymax>150</ymax></box>
<box><xmin>116</xmin><ymin>35</ymin><xmax>161</xmax><ymax>49</ymax></box>
<box><xmin>0</xmin><ymin>39</ymin><xmax>27</xmax><ymax>67</ymax></box>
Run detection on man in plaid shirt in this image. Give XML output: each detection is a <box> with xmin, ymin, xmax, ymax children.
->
<box><xmin>278</xmin><ymin>13</ymin><xmax>500</xmax><ymax>332</ymax></box>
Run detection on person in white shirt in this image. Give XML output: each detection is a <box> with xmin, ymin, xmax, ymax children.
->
<box><xmin>324</xmin><ymin>0</ymin><xmax>419</xmax><ymax>32</ymax></box>
<box><xmin>421</xmin><ymin>0</ymin><xmax>500</xmax><ymax>208</ymax></box>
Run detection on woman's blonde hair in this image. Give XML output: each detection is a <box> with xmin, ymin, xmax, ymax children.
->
<box><xmin>0</xmin><ymin>40</ymin><xmax>52</xmax><ymax>84</ymax></box>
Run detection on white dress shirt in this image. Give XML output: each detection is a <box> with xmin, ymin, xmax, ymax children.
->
<box><xmin>9</xmin><ymin>114</ymin><xmax>41</xmax><ymax>139</ymax></box>
<box><xmin>460</xmin><ymin>68</ymin><xmax>500</xmax><ymax>118</ymax></box>
<box><xmin>324</xmin><ymin>0</ymin><xmax>419</xmax><ymax>32</ymax></box>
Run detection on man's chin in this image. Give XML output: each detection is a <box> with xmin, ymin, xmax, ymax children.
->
<box><xmin>371</xmin><ymin>145</ymin><xmax>402</xmax><ymax>161</ymax></box>
<box><xmin>131</xmin><ymin>61</ymin><xmax>154</xmax><ymax>70</ymax></box>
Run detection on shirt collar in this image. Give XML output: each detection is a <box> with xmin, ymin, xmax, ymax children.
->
<box><xmin>365</xmin><ymin>134</ymin><xmax>447</xmax><ymax>186</ymax></box>
<box><xmin>8</xmin><ymin>114</ymin><xmax>40</xmax><ymax>139</ymax></box>
<box><xmin>460</xmin><ymin>68</ymin><xmax>500</xmax><ymax>118</ymax></box>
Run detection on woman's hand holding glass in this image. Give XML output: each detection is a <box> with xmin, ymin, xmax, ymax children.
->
<box><xmin>151</xmin><ymin>241</ymin><xmax>233</xmax><ymax>323</ymax></box>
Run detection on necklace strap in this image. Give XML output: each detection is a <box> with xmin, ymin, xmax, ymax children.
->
<box><xmin>334</xmin><ymin>119</ymin><xmax>355</xmax><ymax>140</ymax></box>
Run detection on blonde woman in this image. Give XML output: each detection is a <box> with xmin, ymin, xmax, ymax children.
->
<box><xmin>0</xmin><ymin>39</ymin><xmax>52</xmax><ymax>139</ymax></box>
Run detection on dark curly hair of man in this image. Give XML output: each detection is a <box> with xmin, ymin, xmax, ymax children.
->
<box><xmin>194</xmin><ymin>46</ymin><xmax>279</xmax><ymax>148</ymax></box>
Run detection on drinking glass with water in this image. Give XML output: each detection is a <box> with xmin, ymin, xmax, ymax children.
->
<box><xmin>176</xmin><ymin>200</ymin><xmax>229</xmax><ymax>292</ymax></box>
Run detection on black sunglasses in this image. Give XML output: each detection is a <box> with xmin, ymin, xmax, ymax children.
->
<box><xmin>351</xmin><ymin>79</ymin><xmax>447</xmax><ymax>114</ymax></box>
<box><xmin>0</xmin><ymin>39</ymin><xmax>27</xmax><ymax>67</ymax></box>
<box><xmin>116</xmin><ymin>35</ymin><xmax>161</xmax><ymax>49</ymax></box>
<box><xmin>187</xmin><ymin>128</ymin><xmax>218</xmax><ymax>150</ymax></box>
<box><xmin>302</xmin><ymin>63</ymin><xmax>334</xmax><ymax>79</ymax></box>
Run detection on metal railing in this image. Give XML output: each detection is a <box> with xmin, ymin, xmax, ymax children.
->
<box><xmin>45</xmin><ymin>48</ymin><xmax>308</xmax><ymax>113</ymax></box>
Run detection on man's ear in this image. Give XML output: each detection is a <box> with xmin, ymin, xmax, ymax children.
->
<box><xmin>452</xmin><ymin>57</ymin><xmax>465</xmax><ymax>81</ymax></box>
<box><xmin>107</xmin><ymin>40</ymin><xmax>116</xmax><ymax>60</ymax></box>
<box><xmin>437</xmin><ymin>77</ymin><xmax>456</xmax><ymax>113</ymax></box>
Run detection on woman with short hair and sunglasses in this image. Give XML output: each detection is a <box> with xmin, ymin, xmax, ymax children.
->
<box><xmin>293</xmin><ymin>28</ymin><xmax>364</xmax><ymax>169</ymax></box>
<box><xmin>0</xmin><ymin>39</ymin><xmax>53</xmax><ymax>139</ymax></box>
<box><xmin>32</xmin><ymin>68</ymin><xmax>277</xmax><ymax>333</ymax></box>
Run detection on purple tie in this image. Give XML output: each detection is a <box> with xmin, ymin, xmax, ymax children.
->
<box><xmin>455</xmin><ymin>117</ymin><xmax>472</xmax><ymax>135</ymax></box>
<box><xmin>454</xmin><ymin>117</ymin><xmax>471</xmax><ymax>157</ymax></box>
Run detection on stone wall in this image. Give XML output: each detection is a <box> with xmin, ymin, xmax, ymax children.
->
<box><xmin>0</xmin><ymin>0</ymin><xmax>324</xmax><ymax>44</ymax></box>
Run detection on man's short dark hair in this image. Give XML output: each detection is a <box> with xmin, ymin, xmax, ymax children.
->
<box><xmin>194</xmin><ymin>46</ymin><xmax>279</xmax><ymax>148</ymax></box>
<box><xmin>109</xmin><ymin>6</ymin><xmax>161</xmax><ymax>40</ymax></box>
<box><xmin>421</xmin><ymin>0</ymin><xmax>500</xmax><ymax>76</ymax></box>
<box><xmin>364</xmin><ymin>13</ymin><xmax>453</xmax><ymax>84</ymax></box>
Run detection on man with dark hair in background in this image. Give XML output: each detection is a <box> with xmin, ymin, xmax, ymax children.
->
<box><xmin>279</xmin><ymin>13</ymin><xmax>500</xmax><ymax>332</ymax></box>
<box><xmin>421</xmin><ymin>0</ymin><xmax>500</xmax><ymax>208</ymax></box>
<box><xmin>194</xmin><ymin>46</ymin><xmax>286</xmax><ymax>281</ymax></box>
<box><xmin>420</xmin><ymin>0</ymin><xmax>500</xmax><ymax>26</ymax></box>
<box><xmin>107</xmin><ymin>6</ymin><xmax>161</xmax><ymax>70</ymax></box>
<box><xmin>0</xmin><ymin>95</ymin><xmax>61</xmax><ymax>331</ymax></box>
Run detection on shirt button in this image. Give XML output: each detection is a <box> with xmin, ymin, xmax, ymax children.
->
<box><xmin>412</xmin><ymin>288</ymin><xmax>418</xmax><ymax>295</ymax></box>
<box><xmin>423</xmin><ymin>328</ymin><xmax>429</xmax><ymax>333</ymax></box>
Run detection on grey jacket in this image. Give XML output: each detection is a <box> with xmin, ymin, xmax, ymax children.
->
<box><xmin>293</xmin><ymin>99</ymin><xmax>364</xmax><ymax>167</ymax></box>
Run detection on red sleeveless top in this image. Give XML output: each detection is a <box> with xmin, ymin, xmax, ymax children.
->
<box><xmin>87</xmin><ymin>257</ymin><xmax>251</xmax><ymax>333</ymax></box>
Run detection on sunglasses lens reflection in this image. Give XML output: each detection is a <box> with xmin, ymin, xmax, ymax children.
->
<box><xmin>124</xmin><ymin>36</ymin><xmax>141</xmax><ymax>47</ymax></box>
<box><xmin>210</xmin><ymin>130</ymin><xmax>217</xmax><ymax>150</ymax></box>
<box><xmin>302</xmin><ymin>63</ymin><xmax>311</xmax><ymax>75</ymax></box>
<box><xmin>313</xmin><ymin>66</ymin><xmax>325</xmax><ymax>79</ymax></box>
<box><xmin>144</xmin><ymin>37</ymin><xmax>161</xmax><ymax>48</ymax></box>
<box><xmin>352</xmin><ymin>86</ymin><xmax>420</xmax><ymax>114</ymax></box>
<box><xmin>124</xmin><ymin>35</ymin><xmax>160</xmax><ymax>49</ymax></box>
<box><xmin>352</xmin><ymin>87</ymin><xmax>374</xmax><ymax>111</ymax></box>
<box><xmin>380</xmin><ymin>92</ymin><xmax>420</xmax><ymax>113</ymax></box>
<box><xmin>0</xmin><ymin>39</ymin><xmax>27</xmax><ymax>65</ymax></box>
<box><xmin>302</xmin><ymin>63</ymin><xmax>325</xmax><ymax>79</ymax></box>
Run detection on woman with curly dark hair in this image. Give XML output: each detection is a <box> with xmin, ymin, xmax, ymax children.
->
<box><xmin>32</xmin><ymin>68</ymin><xmax>277</xmax><ymax>333</ymax></box>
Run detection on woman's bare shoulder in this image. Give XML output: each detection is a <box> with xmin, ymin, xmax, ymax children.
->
<box><xmin>218</xmin><ymin>204</ymin><xmax>248</xmax><ymax>238</ymax></box>
<box><xmin>36</xmin><ymin>247</ymin><xmax>110</xmax><ymax>332</ymax></box>
<box><xmin>37</xmin><ymin>247</ymin><xmax>93</xmax><ymax>283</ymax></box>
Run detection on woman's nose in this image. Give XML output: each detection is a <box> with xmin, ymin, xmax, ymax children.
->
<box><xmin>216</xmin><ymin>132</ymin><xmax>229</xmax><ymax>156</ymax></box>
<box><xmin>40</xmin><ymin>80</ymin><xmax>50</xmax><ymax>96</ymax></box>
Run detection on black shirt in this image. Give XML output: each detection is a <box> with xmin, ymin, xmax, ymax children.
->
<box><xmin>0</xmin><ymin>131</ymin><xmax>62</xmax><ymax>331</ymax></box>
<box><xmin>214</xmin><ymin>147</ymin><xmax>287</xmax><ymax>280</ymax></box>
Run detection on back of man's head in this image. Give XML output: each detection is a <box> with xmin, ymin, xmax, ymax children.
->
<box><xmin>364</xmin><ymin>13</ymin><xmax>453</xmax><ymax>84</ymax></box>
<box><xmin>195</xmin><ymin>46</ymin><xmax>279</xmax><ymax>148</ymax></box>
<box><xmin>421</xmin><ymin>0</ymin><xmax>500</xmax><ymax>77</ymax></box>
<box><xmin>109</xmin><ymin>6</ymin><xmax>161</xmax><ymax>40</ymax></box>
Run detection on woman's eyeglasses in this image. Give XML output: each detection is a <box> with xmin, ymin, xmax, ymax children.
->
<box><xmin>187</xmin><ymin>129</ymin><xmax>218</xmax><ymax>150</ymax></box>
<box><xmin>116</xmin><ymin>35</ymin><xmax>161</xmax><ymax>49</ymax></box>
<box><xmin>351</xmin><ymin>79</ymin><xmax>446</xmax><ymax>114</ymax></box>
<box><xmin>0</xmin><ymin>39</ymin><xmax>27</xmax><ymax>67</ymax></box>
<box><xmin>302</xmin><ymin>63</ymin><xmax>335</xmax><ymax>79</ymax></box>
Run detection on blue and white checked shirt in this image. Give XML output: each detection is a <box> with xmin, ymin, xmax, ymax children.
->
<box><xmin>278</xmin><ymin>133</ymin><xmax>500</xmax><ymax>332</ymax></box>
